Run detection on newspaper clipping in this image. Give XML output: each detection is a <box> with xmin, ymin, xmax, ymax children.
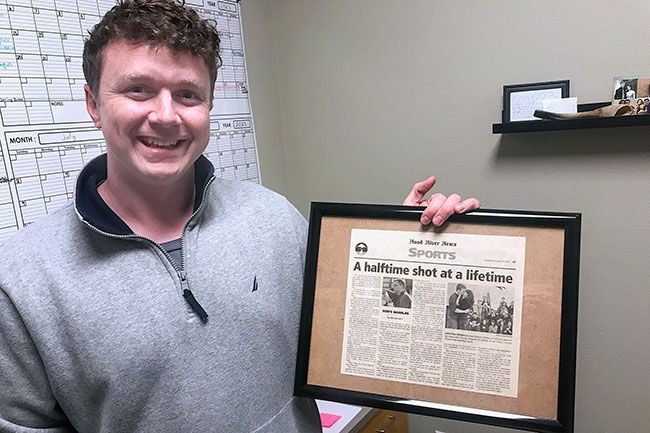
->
<box><xmin>340</xmin><ymin>229</ymin><xmax>526</xmax><ymax>397</ymax></box>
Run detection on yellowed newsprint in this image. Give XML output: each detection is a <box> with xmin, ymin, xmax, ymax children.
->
<box><xmin>340</xmin><ymin>229</ymin><xmax>526</xmax><ymax>397</ymax></box>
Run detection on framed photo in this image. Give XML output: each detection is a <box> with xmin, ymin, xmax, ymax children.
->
<box><xmin>502</xmin><ymin>80</ymin><xmax>570</xmax><ymax>123</ymax></box>
<box><xmin>295</xmin><ymin>203</ymin><xmax>581</xmax><ymax>433</ymax></box>
<box><xmin>612</xmin><ymin>77</ymin><xmax>650</xmax><ymax>114</ymax></box>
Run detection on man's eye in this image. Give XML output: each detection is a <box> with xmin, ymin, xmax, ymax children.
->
<box><xmin>179</xmin><ymin>91</ymin><xmax>197</xmax><ymax>100</ymax></box>
<box><xmin>126</xmin><ymin>86</ymin><xmax>147</xmax><ymax>94</ymax></box>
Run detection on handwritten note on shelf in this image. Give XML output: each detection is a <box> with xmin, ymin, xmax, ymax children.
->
<box><xmin>509</xmin><ymin>88</ymin><xmax>563</xmax><ymax>121</ymax></box>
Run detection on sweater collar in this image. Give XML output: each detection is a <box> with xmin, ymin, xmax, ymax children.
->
<box><xmin>75</xmin><ymin>153</ymin><xmax>215</xmax><ymax>236</ymax></box>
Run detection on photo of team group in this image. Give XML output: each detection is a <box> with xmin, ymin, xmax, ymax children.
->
<box><xmin>445</xmin><ymin>282</ymin><xmax>515</xmax><ymax>335</ymax></box>
<box><xmin>381</xmin><ymin>277</ymin><xmax>413</xmax><ymax>309</ymax></box>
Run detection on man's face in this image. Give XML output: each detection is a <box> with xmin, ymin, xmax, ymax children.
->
<box><xmin>391</xmin><ymin>281</ymin><xmax>404</xmax><ymax>294</ymax></box>
<box><xmin>85</xmin><ymin>40</ymin><xmax>212</xmax><ymax>188</ymax></box>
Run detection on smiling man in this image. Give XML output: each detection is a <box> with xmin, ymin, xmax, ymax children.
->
<box><xmin>0</xmin><ymin>1</ymin><xmax>479</xmax><ymax>432</ymax></box>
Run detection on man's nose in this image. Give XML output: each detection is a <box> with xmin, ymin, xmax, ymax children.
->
<box><xmin>149</xmin><ymin>92</ymin><xmax>180</xmax><ymax>126</ymax></box>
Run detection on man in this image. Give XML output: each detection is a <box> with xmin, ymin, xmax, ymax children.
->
<box><xmin>0</xmin><ymin>1</ymin><xmax>479</xmax><ymax>432</ymax></box>
<box><xmin>456</xmin><ymin>286</ymin><xmax>474</xmax><ymax>330</ymax></box>
<box><xmin>447</xmin><ymin>283</ymin><xmax>472</xmax><ymax>329</ymax></box>
<box><xmin>614</xmin><ymin>80</ymin><xmax>626</xmax><ymax>99</ymax></box>
<box><xmin>391</xmin><ymin>279</ymin><xmax>411</xmax><ymax>309</ymax></box>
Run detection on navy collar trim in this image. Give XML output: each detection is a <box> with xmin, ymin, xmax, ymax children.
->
<box><xmin>75</xmin><ymin>154</ymin><xmax>215</xmax><ymax>236</ymax></box>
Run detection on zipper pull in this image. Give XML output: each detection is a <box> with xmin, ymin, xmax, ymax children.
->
<box><xmin>183</xmin><ymin>289</ymin><xmax>209</xmax><ymax>323</ymax></box>
<box><xmin>180</xmin><ymin>271</ymin><xmax>208</xmax><ymax>323</ymax></box>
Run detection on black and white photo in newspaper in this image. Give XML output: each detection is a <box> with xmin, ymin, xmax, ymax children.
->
<box><xmin>340</xmin><ymin>229</ymin><xmax>526</xmax><ymax>397</ymax></box>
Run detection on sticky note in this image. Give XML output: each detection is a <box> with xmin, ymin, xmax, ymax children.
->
<box><xmin>320</xmin><ymin>412</ymin><xmax>342</xmax><ymax>428</ymax></box>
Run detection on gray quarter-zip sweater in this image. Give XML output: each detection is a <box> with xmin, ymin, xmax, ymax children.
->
<box><xmin>0</xmin><ymin>154</ymin><xmax>320</xmax><ymax>432</ymax></box>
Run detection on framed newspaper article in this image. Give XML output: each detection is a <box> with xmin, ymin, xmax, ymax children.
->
<box><xmin>294</xmin><ymin>203</ymin><xmax>581</xmax><ymax>433</ymax></box>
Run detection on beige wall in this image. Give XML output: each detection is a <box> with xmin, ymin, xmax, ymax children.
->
<box><xmin>242</xmin><ymin>1</ymin><xmax>650</xmax><ymax>432</ymax></box>
<box><xmin>241</xmin><ymin>0</ymin><xmax>288</xmax><ymax>195</ymax></box>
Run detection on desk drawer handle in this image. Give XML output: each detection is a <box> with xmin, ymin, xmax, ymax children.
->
<box><xmin>375</xmin><ymin>414</ymin><xmax>396</xmax><ymax>432</ymax></box>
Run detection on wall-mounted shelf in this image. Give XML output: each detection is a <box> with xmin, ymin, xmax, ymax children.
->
<box><xmin>492</xmin><ymin>102</ymin><xmax>650</xmax><ymax>134</ymax></box>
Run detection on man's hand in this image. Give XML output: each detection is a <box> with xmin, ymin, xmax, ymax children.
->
<box><xmin>403</xmin><ymin>176</ymin><xmax>480</xmax><ymax>226</ymax></box>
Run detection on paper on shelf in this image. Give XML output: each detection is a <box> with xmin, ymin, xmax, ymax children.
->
<box><xmin>542</xmin><ymin>97</ymin><xmax>578</xmax><ymax>114</ymax></box>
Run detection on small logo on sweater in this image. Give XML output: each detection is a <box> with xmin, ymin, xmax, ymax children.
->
<box><xmin>252</xmin><ymin>275</ymin><xmax>258</xmax><ymax>292</ymax></box>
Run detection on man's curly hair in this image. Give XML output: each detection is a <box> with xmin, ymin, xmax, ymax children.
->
<box><xmin>83</xmin><ymin>0</ymin><xmax>221</xmax><ymax>96</ymax></box>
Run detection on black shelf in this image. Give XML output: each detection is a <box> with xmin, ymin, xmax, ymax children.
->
<box><xmin>493</xmin><ymin>102</ymin><xmax>650</xmax><ymax>133</ymax></box>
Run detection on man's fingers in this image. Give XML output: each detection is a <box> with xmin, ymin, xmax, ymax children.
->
<box><xmin>432</xmin><ymin>194</ymin><xmax>462</xmax><ymax>226</ymax></box>
<box><xmin>403</xmin><ymin>176</ymin><xmax>436</xmax><ymax>205</ymax></box>
<box><xmin>419</xmin><ymin>193</ymin><xmax>450</xmax><ymax>225</ymax></box>
<box><xmin>401</xmin><ymin>177</ymin><xmax>481</xmax><ymax>225</ymax></box>
<box><xmin>454</xmin><ymin>197</ymin><xmax>481</xmax><ymax>214</ymax></box>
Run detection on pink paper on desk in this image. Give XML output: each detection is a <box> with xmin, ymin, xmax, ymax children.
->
<box><xmin>320</xmin><ymin>412</ymin><xmax>342</xmax><ymax>428</ymax></box>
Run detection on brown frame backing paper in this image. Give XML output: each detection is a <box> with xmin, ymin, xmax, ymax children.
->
<box><xmin>308</xmin><ymin>216</ymin><xmax>563</xmax><ymax>418</ymax></box>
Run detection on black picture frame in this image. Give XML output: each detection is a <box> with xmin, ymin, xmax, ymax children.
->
<box><xmin>295</xmin><ymin>203</ymin><xmax>581</xmax><ymax>433</ymax></box>
<box><xmin>502</xmin><ymin>80</ymin><xmax>570</xmax><ymax>123</ymax></box>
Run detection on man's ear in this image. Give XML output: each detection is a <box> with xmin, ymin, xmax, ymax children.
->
<box><xmin>84</xmin><ymin>84</ymin><xmax>102</xmax><ymax>129</ymax></box>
